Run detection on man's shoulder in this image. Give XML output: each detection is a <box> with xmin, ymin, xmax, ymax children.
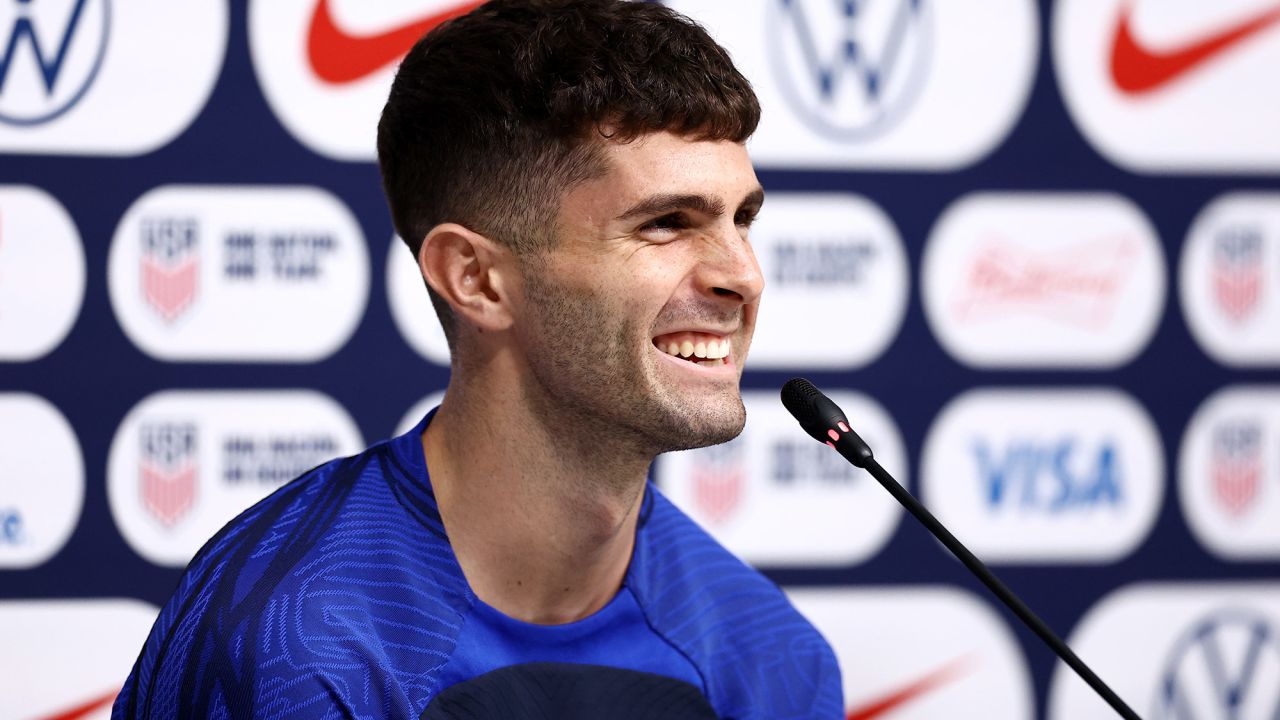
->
<box><xmin>181</xmin><ymin>437</ymin><xmax>446</xmax><ymax>595</ymax></box>
<box><xmin>629</xmin><ymin>486</ymin><xmax>844</xmax><ymax>719</ymax></box>
<box><xmin>115</xmin><ymin>438</ymin><xmax>473</xmax><ymax>719</ymax></box>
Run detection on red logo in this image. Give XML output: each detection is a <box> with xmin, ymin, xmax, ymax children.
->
<box><xmin>139</xmin><ymin>423</ymin><xmax>198</xmax><ymax>527</ymax></box>
<box><xmin>306</xmin><ymin>0</ymin><xmax>486</xmax><ymax>84</ymax></box>
<box><xmin>140</xmin><ymin>217</ymin><xmax>199</xmax><ymax>323</ymax></box>
<box><xmin>950</xmin><ymin>234</ymin><xmax>1138</xmax><ymax>329</ymax></box>
<box><xmin>690</xmin><ymin>439</ymin><xmax>746</xmax><ymax>526</ymax></box>
<box><xmin>1211</xmin><ymin>226</ymin><xmax>1263</xmax><ymax>323</ymax></box>
<box><xmin>846</xmin><ymin>656</ymin><xmax>975</xmax><ymax>719</ymax></box>
<box><xmin>34</xmin><ymin>690</ymin><xmax>118</xmax><ymax>720</ymax></box>
<box><xmin>141</xmin><ymin>462</ymin><xmax>196</xmax><ymax>527</ymax></box>
<box><xmin>1211</xmin><ymin>421</ymin><xmax>1262</xmax><ymax>517</ymax></box>
<box><xmin>1110</xmin><ymin>2</ymin><xmax>1280</xmax><ymax>96</ymax></box>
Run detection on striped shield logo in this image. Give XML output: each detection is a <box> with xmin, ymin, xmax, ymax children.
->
<box><xmin>1210</xmin><ymin>421</ymin><xmax>1261</xmax><ymax>517</ymax></box>
<box><xmin>140</xmin><ymin>217</ymin><xmax>199</xmax><ymax>322</ymax></box>
<box><xmin>139</xmin><ymin>423</ymin><xmax>198</xmax><ymax>527</ymax></box>
<box><xmin>1211</xmin><ymin>226</ymin><xmax>1262</xmax><ymax>324</ymax></box>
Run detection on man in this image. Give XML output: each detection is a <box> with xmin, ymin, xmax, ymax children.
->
<box><xmin>114</xmin><ymin>1</ymin><xmax>842</xmax><ymax>717</ymax></box>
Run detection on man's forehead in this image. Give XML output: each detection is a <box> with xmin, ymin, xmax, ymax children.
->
<box><xmin>582</xmin><ymin>131</ymin><xmax>758</xmax><ymax>206</ymax></box>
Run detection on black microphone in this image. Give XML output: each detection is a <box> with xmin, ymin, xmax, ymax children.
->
<box><xmin>780</xmin><ymin>378</ymin><xmax>1141</xmax><ymax>720</ymax></box>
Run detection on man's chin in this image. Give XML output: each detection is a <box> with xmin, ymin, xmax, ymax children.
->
<box><xmin>651</xmin><ymin>398</ymin><xmax>747</xmax><ymax>453</ymax></box>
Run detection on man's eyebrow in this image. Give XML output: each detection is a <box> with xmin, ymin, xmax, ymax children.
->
<box><xmin>617</xmin><ymin>193</ymin><xmax>724</xmax><ymax>221</ymax></box>
<box><xmin>616</xmin><ymin>187</ymin><xmax>767</xmax><ymax>222</ymax></box>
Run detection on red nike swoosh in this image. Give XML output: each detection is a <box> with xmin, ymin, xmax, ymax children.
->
<box><xmin>35</xmin><ymin>689</ymin><xmax>118</xmax><ymax>720</ymax></box>
<box><xmin>307</xmin><ymin>0</ymin><xmax>487</xmax><ymax>85</ymax></box>
<box><xmin>846</xmin><ymin>656</ymin><xmax>974</xmax><ymax>720</ymax></box>
<box><xmin>1110</xmin><ymin>2</ymin><xmax>1280</xmax><ymax>95</ymax></box>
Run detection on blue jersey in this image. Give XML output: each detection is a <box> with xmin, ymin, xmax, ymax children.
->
<box><xmin>114</xmin><ymin>411</ymin><xmax>843</xmax><ymax>719</ymax></box>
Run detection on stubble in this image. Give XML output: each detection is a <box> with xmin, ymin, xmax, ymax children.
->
<box><xmin>518</xmin><ymin>268</ymin><xmax>747</xmax><ymax>458</ymax></box>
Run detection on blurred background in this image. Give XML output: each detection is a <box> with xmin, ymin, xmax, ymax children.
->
<box><xmin>1</xmin><ymin>0</ymin><xmax>1278</xmax><ymax>717</ymax></box>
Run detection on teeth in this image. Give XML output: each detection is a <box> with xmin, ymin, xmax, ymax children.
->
<box><xmin>656</xmin><ymin>335</ymin><xmax>731</xmax><ymax>361</ymax></box>
<box><xmin>697</xmin><ymin>358</ymin><xmax>724</xmax><ymax>367</ymax></box>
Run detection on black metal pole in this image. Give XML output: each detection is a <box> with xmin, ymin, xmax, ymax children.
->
<box><xmin>854</xmin><ymin>452</ymin><xmax>1142</xmax><ymax>720</ymax></box>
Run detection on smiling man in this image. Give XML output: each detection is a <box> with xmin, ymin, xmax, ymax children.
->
<box><xmin>114</xmin><ymin>1</ymin><xmax>841</xmax><ymax>718</ymax></box>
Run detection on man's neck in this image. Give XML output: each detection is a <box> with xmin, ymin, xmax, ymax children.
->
<box><xmin>422</xmin><ymin>374</ymin><xmax>652</xmax><ymax>625</ymax></box>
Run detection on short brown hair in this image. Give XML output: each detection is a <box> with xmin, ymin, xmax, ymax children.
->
<box><xmin>376</xmin><ymin>0</ymin><xmax>760</xmax><ymax>342</ymax></box>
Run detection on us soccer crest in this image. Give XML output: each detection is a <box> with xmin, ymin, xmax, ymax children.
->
<box><xmin>690</xmin><ymin>436</ymin><xmax>747</xmax><ymax>525</ymax></box>
<box><xmin>1211</xmin><ymin>226</ymin><xmax>1262</xmax><ymax>323</ymax></box>
<box><xmin>140</xmin><ymin>217</ymin><xmax>200</xmax><ymax>322</ymax></box>
<box><xmin>1210</xmin><ymin>421</ymin><xmax>1261</xmax><ymax>517</ymax></box>
<box><xmin>139</xmin><ymin>423</ymin><xmax>198</xmax><ymax>527</ymax></box>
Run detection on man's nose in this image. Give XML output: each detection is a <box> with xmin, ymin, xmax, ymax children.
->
<box><xmin>696</xmin><ymin>223</ymin><xmax>765</xmax><ymax>305</ymax></box>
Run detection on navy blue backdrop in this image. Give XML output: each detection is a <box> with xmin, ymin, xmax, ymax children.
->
<box><xmin>2</xmin><ymin>1</ymin><xmax>1279</xmax><ymax>717</ymax></box>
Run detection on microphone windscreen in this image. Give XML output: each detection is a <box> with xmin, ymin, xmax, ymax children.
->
<box><xmin>780</xmin><ymin>377</ymin><xmax>821</xmax><ymax>422</ymax></box>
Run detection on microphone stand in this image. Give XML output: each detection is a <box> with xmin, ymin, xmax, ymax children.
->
<box><xmin>857</xmin><ymin>453</ymin><xmax>1137</xmax><ymax>720</ymax></box>
<box><xmin>781</xmin><ymin>378</ymin><xmax>1141</xmax><ymax>720</ymax></box>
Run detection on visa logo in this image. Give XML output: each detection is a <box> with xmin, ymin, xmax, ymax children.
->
<box><xmin>0</xmin><ymin>507</ymin><xmax>23</xmax><ymax>544</ymax></box>
<box><xmin>973</xmin><ymin>440</ymin><xmax>1123</xmax><ymax>511</ymax></box>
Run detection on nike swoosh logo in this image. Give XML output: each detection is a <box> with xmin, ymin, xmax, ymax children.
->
<box><xmin>34</xmin><ymin>689</ymin><xmax>118</xmax><ymax>720</ymax></box>
<box><xmin>1110</xmin><ymin>2</ymin><xmax>1280</xmax><ymax>95</ymax></box>
<box><xmin>306</xmin><ymin>0</ymin><xmax>486</xmax><ymax>84</ymax></box>
<box><xmin>846</xmin><ymin>656</ymin><xmax>974</xmax><ymax>720</ymax></box>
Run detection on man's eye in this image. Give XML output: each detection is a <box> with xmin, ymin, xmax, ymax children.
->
<box><xmin>642</xmin><ymin>213</ymin><xmax>687</xmax><ymax>232</ymax></box>
<box><xmin>735</xmin><ymin>209</ymin><xmax>760</xmax><ymax>227</ymax></box>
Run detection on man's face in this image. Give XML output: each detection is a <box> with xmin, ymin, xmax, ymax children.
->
<box><xmin>512</xmin><ymin>131</ymin><xmax>765</xmax><ymax>455</ymax></box>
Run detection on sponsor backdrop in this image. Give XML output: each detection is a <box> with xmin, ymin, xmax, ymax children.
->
<box><xmin>2</xmin><ymin>0</ymin><xmax>1279</xmax><ymax>717</ymax></box>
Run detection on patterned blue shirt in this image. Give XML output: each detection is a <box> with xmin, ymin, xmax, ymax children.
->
<box><xmin>114</xmin><ymin>411</ymin><xmax>843</xmax><ymax>719</ymax></box>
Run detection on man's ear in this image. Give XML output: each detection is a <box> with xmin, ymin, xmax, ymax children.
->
<box><xmin>419</xmin><ymin>223</ymin><xmax>515</xmax><ymax>333</ymax></box>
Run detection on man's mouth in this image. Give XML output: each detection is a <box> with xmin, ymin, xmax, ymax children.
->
<box><xmin>651</xmin><ymin>331</ymin><xmax>731</xmax><ymax>367</ymax></box>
